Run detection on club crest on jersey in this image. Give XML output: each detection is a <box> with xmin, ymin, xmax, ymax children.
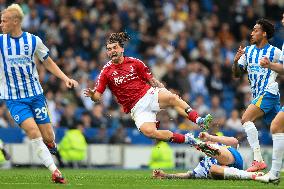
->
<box><xmin>130</xmin><ymin>66</ymin><xmax>134</xmax><ymax>73</ymax></box>
<box><xmin>24</xmin><ymin>44</ymin><xmax>29</xmax><ymax>52</ymax></box>
<box><xmin>14</xmin><ymin>115</ymin><xmax>19</xmax><ymax>122</ymax></box>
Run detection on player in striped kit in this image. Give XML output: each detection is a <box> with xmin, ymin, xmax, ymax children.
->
<box><xmin>253</xmin><ymin>13</ymin><xmax>284</xmax><ymax>184</ymax></box>
<box><xmin>153</xmin><ymin>132</ymin><xmax>264</xmax><ymax>181</ymax></box>
<box><xmin>0</xmin><ymin>4</ymin><xmax>78</xmax><ymax>183</ymax></box>
<box><xmin>232</xmin><ymin>18</ymin><xmax>282</xmax><ymax>172</ymax></box>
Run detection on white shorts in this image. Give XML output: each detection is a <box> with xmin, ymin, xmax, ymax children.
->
<box><xmin>130</xmin><ymin>87</ymin><xmax>162</xmax><ymax>130</ymax></box>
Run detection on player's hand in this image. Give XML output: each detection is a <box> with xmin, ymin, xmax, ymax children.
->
<box><xmin>260</xmin><ymin>56</ymin><xmax>271</xmax><ymax>69</ymax></box>
<box><xmin>199</xmin><ymin>132</ymin><xmax>210</xmax><ymax>142</ymax></box>
<box><xmin>65</xmin><ymin>78</ymin><xmax>78</xmax><ymax>89</ymax></box>
<box><xmin>83</xmin><ymin>88</ymin><xmax>96</xmax><ymax>98</ymax></box>
<box><xmin>149</xmin><ymin>78</ymin><xmax>164</xmax><ymax>88</ymax></box>
<box><xmin>233</xmin><ymin>46</ymin><xmax>244</xmax><ymax>63</ymax></box>
<box><xmin>152</xmin><ymin>169</ymin><xmax>165</xmax><ymax>179</ymax></box>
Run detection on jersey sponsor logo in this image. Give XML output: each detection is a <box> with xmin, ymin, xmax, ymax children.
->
<box><xmin>7</xmin><ymin>56</ymin><xmax>32</xmax><ymax>65</ymax></box>
<box><xmin>248</xmin><ymin>65</ymin><xmax>267</xmax><ymax>73</ymax></box>
<box><xmin>114</xmin><ymin>73</ymin><xmax>138</xmax><ymax>85</ymax></box>
<box><xmin>113</xmin><ymin>66</ymin><xmax>138</xmax><ymax>86</ymax></box>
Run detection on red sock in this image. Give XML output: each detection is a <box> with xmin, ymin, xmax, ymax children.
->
<box><xmin>170</xmin><ymin>133</ymin><xmax>185</xmax><ymax>143</ymax></box>
<box><xmin>188</xmin><ymin>110</ymin><xmax>199</xmax><ymax>123</ymax></box>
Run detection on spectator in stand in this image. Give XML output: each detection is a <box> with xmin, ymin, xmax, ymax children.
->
<box><xmin>109</xmin><ymin>126</ymin><xmax>131</xmax><ymax>144</ymax></box>
<box><xmin>90</xmin><ymin>103</ymin><xmax>108</xmax><ymax>128</ymax></box>
<box><xmin>59</xmin><ymin>103</ymin><xmax>76</xmax><ymax>129</ymax></box>
<box><xmin>209</xmin><ymin>95</ymin><xmax>226</xmax><ymax>128</ymax></box>
<box><xmin>192</xmin><ymin>95</ymin><xmax>210</xmax><ymax>117</ymax></box>
<box><xmin>225</xmin><ymin>109</ymin><xmax>243</xmax><ymax>133</ymax></box>
<box><xmin>86</xmin><ymin>126</ymin><xmax>109</xmax><ymax>144</ymax></box>
<box><xmin>81</xmin><ymin>111</ymin><xmax>92</xmax><ymax>128</ymax></box>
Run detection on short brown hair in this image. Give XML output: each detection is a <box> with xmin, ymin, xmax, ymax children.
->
<box><xmin>106</xmin><ymin>32</ymin><xmax>130</xmax><ymax>47</ymax></box>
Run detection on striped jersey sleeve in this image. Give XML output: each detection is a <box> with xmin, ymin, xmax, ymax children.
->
<box><xmin>35</xmin><ymin>36</ymin><xmax>49</xmax><ymax>62</ymax></box>
<box><xmin>280</xmin><ymin>42</ymin><xmax>284</xmax><ymax>64</ymax></box>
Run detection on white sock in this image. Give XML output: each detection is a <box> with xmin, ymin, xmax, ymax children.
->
<box><xmin>224</xmin><ymin>167</ymin><xmax>253</xmax><ymax>180</ymax></box>
<box><xmin>243</xmin><ymin>121</ymin><xmax>263</xmax><ymax>162</ymax></box>
<box><xmin>31</xmin><ymin>137</ymin><xmax>57</xmax><ymax>173</ymax></box>
<box><xmin>270</xmin><ymin>133</ymin><xmax>284</xmax><ymax>178</ymax></box>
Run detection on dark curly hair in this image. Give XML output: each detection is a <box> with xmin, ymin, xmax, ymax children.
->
<box><xmin>256</xmin><ymin>18</ymin><xmax>275</xmax><ymax>39</ymax></box>
<box><xmin>106</xmin><ymin>32</ymin><xmax>130</xmax><ymax>47</ymax></box>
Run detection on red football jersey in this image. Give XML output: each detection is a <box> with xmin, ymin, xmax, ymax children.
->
<box><xmin>95</xmin><ymin>57</ymin><xmax>153</xmax><ymax>113</ymax></box>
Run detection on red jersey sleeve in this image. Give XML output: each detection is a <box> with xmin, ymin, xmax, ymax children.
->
<box><xmin>94</xmin><ymin>70</ymin><xmax>108</xmax><ymax>94</ymax></box>
<box><xmin>135</xmin><ymin>59</ymin><xmax>153</xmax><ymax>81</ymax></box>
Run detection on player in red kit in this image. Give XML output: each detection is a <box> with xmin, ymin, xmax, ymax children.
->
<box><xmin>84</xmin><ymin>32</ymin><xmax>214</xmax><ymax>150</ymax></box>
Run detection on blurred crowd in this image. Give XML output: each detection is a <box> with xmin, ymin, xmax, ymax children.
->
<box><xmin>0</xmin><ymin>0</ymin><xmax>283</xmax><ymax>145</ymax></box>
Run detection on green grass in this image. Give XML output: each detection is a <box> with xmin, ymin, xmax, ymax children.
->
<box><xmin>0</xmin><ymin>169</ymin><xmax>283</xmax><ymax>189</ymax></box>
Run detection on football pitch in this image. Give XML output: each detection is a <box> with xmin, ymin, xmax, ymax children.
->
<box><xmin>0</xmin><ymin>169</ymin><xmax>283</xmax><ymax>189</ymax></box>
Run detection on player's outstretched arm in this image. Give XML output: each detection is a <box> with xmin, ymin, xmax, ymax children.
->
<box><xmin>42</xmin><ymin>57</ymin><xmax>78</xmax><ymax>88</ymax></box>
<box><xmin>84</xmin><ymin>88</ymin><xmax>102</xmax><ymax>103</ymax></box>
<box><xmin>152</xmin><ymin>170</ymin><xmax>192</xmax><ymax>179</ymax></box>
<box><xmin>199</xmin><ymin>132</ymin><xmax>238</xmax><ymax>148</ymax></box>
<box><xmin>260</xmin><ymin>56</ymin><xmax>284</xmax><ymax>74</ymax></box>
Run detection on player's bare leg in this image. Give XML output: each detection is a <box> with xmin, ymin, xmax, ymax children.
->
<box><xmin>140</xmin><ymin>123</ymin><xmax>173</xmax><ymax>141</ymax></box>
<box><xmin>21</xmin><ymin>118</ymin><xmax>66</xmax><ymax>184</ymax></box>
<box><xmin>38</xmin><ymin>123</ymin><xmax>57</xmax><ymax>155</ymax></box>
<box><xmin>241</xmin><ymin>104</ymin><xmax>266</xmax><ymax>172</ymax></box>
<box><xmin>140</xmin><ymin>123</ymin><xmax>196</xmax><ymax>144</ymax></box>
<box><xmin>158</xmin><ymin>89</ymin><xmax>212</xmax><ymax>130</ymax></box>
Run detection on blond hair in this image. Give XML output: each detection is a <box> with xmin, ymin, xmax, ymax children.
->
<box><xmin>4</xmin><ymin>4</ymin><xmax>24</xmax><ymax>23</ymax></box>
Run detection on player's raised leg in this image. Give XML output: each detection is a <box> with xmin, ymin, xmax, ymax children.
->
<box><xmin>140</xmin><ymin>123</ymin><xmax>195</xmax><ymax>144</ymax></box>
<box><xmin>158</xmin><ymin>89</ymin><xmax>212</xmax><ymax>130</ymax></box>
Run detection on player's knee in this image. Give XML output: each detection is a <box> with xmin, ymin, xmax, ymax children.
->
<box><xmin>141</xmin><ymin>127</ymin><xmax>156</xmax><ymax>139</ymax></box>
<box><xmin>168</xmin><ymin>93</ymin><xmax>179</xmax><ymax>106</ymax></box>
<box><xmin>270</xmin><ymin>119</ymin><xmax>284</xmax><ymax>134</ymax></box>
<box><xmin>241</xmin><ymin>115</ymin><xmax>252</xmax><ymax>125</ymax></box>
<box><xmin>241</xmin><ymin>116</ymin><xmax>247</xmax><ymax>125</ymax></box>
<box><xmin>26</xmin><ymin>128</ymin><xmax>41</xmax><ymax>139</ymax></box>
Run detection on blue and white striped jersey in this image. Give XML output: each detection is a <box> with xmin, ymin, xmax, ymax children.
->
<box><xmin>0</xmin><ymin>32</ymin><xmax>49</xmax><ymax>100</ymax></box>
<box><xmin>238</xmin><ymin>44</ymin><xmax>282</xmax><ymax>98</ymax></box>
<box><xmin>280</xmin><ymin>42</ymin><xmax>284</xmax><ymax>64</ymax></box>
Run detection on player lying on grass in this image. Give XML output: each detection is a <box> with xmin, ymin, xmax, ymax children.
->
<box><xmin>153</xmin><ymin>132</ymin><xmax>264</xmax><ymax>180</ymax></box>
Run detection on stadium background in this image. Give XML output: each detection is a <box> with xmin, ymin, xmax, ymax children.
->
<box><xmin>0</xmin><ymin>0</ymin><xmax>283</xmax><ymax>170</ymax></box>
